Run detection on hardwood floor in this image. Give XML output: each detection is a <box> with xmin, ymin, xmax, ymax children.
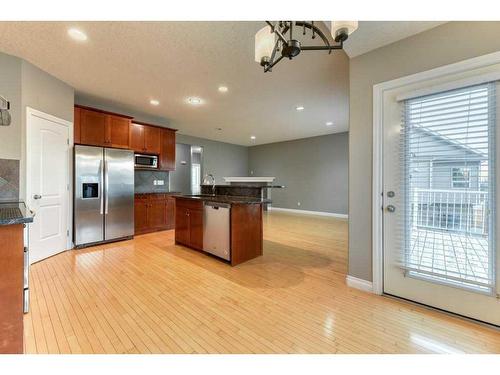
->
<box><xmin>24</xmin><ymin>211</ymin><xmax>500</xmax><ymax>354</ymax></box>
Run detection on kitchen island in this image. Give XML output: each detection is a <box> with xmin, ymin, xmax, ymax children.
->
<box><xmin>174</xmin><ymin>195</ymin><xmax>269</xmax><ymax>266</ymax></box>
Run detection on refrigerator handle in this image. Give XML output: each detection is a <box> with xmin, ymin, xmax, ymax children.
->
<box><xmin>99</xmin><ymin>159</ymin><xmax>104</xmax><ymax>215</ymax></box>
<box><xmin>105</xmin><ymin>160</ymin><xmax>109</xmax><ymax>215</ymax></box>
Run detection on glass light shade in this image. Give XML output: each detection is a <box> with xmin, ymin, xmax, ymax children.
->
<box><xmin>254</xmin><ymin>26</ymin><xmax>276</xmax><ymax>63</ymax></box>
<box><xmin>331</xmin><ymin>21</ymin><xmax>358</xmax><ymax>37</ymax></box>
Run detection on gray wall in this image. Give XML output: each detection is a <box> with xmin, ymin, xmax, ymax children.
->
<box><xmin>248</xmin><ymin>132</ymin><xmax>348</xmax><ymax>215</ymax></box>
<box><xmin>349</xmin><ymin>21</ymin><xmax>500</xmax><ymax>281</ymax></box>
<box><xmin>0</xmin><ymin>52</ymin><xmax>22</xmax><ymax>161</ymax></box>
<box><xmin>176</xmin><ymin>134</ymin><xmax>248</xmax><ymax>185</ymax></box>
<box><xmin>169</xmin><ymin>143</ymin><xmax>192</xmax><ymax>194</ymax></box>
<box><xmin>0</xmin><ymin>52</ymin><xmax>74</xmax><ymax>200</ymax></box>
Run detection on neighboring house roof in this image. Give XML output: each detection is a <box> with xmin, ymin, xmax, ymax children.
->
<box><xmin>411</xmin><ymin>126</ymin><xmax>485</xmax><ymax>160</ymax></box>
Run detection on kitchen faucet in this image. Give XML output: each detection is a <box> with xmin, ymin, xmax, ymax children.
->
<box><xmin>203</xmin><ymin>174</ymin><xmax>216</xmax><ymax>196</ymax></box>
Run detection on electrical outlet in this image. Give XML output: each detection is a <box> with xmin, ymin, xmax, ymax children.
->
<box><xmin>297</xmin><ymin>202</ymin><xmax>301</xmax><ymax>206</ymax></box>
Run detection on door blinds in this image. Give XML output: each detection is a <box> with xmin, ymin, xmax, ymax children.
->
<box><xmin>401</xmin><ymin>82</ymin><xmax>496</xmax><ymax>291</ymax></box>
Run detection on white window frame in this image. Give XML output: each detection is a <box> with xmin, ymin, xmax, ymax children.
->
<box><xmin>371</xmin><ymin>51</ymin><xmax>500</xmax><ymax>295</ymax></box>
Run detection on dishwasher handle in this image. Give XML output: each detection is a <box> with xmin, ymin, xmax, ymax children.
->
<box><xmin>204</xmin><ymin>202</ymin><xmax>230</xmax><ymax>210</ymax></box>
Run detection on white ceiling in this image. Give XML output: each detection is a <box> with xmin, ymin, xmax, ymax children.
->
<box><xmin>342</xmin><ymin>21</ymin><xmax>446</xmax><ymax>58</ymax></box>
<box><xmin>0</xmin><ymin>21</ymin><xmax>445</xmax><ymax>146</ymax></box>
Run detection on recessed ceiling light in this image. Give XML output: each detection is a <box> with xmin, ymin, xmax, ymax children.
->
<box><xmin>188</xmin><ymin>97</ymin><xmax>202</xmax><ymax>105</ymax></box>
<box><xmin>150</xmin><ymin>99</ymin><xmax>160</xmax><ymax>106</ymax></box>
<box><xmin>218</xmin><ymin>86</ymin><xmax>229</xmax><ymax>93</ymax></box>
<box><xmin>67</xmin><ymin>28</ymin><xmax>88</xmax><ymax>42</ymax></box>
<box><xmin>250</xmin><ymin>135</ymin><xmax>256</xmax><ymax>140</ymax></box>
<box><xmin>326</xmin><ymin>121</ymin><xmax>333</xmax><ymax>126</ymax></box>
<box><xmin>296</xmin><ymin>105</ymin><xmax>305</xmax><ymax>111</ymax></box>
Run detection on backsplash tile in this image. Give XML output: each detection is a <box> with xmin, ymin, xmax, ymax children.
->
<box><xmin>0</xmin><ymin>158</ymin><xmax>20</xmax><ymax>201</ymax></box>
<box><xmin>135</xmin><ymin>170</ymin><xmax>170</xmax><ymax>193</ymax></box>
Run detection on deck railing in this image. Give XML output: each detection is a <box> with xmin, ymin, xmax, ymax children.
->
<box><xmin>412</xmin><ymin>188</ymin><xmax>489</xmax><ymax>235</ymax></box>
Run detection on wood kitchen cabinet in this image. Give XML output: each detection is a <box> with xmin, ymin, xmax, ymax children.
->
<box><xmin>0</xmin><ymin>224</ymin><xmax>24</xmax><ymax>353</ymax></box>
<box><xmin>74</xmin><ymin>106</ymin><xmax>81</xmax><ymax>144</ymax></box>
<box><xmin>130</xmin><ymin>122</ymin><xmax>161</xmax><ymax>154</ymax></box>
<box><xmin>134</xmin><ymin>194</ymin><xmax>176</xmax><ymax>235</ymax></box>
<box><xmin>159</xmin><ymin>129</ymin><xmax>176</xmax><ymax>171</ymax></box>
<box><xmin>134</xmin><ymin>197</ymin><xmax>149</xmax><ymax>234</ymax></box>
<box><xmin>75</xmin><ymin>105</ymin><xmax>132</xmax><ymax>148</ymax></box>
<box><xmin>106</xmin><ymin>115</ymin><xmax>131</xmax><ymax>148</ymax></box>
<box><xmin>174</xmin><ymin>198</ymin><xmax>203</xmax><ymax>250</ymax></box>
<box><xmin>79</xmin><ymin>108</ymin><xmax>107</xmax><ymax>146</ymax></box>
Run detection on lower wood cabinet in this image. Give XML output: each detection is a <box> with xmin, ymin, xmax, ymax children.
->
<box><xmin>0</xmin><ymin>224</ymin><xmax>24</xmax><ymax>354</ymax></box>
<box><xmin>174</xmin><ymin>198</ymin><xmax>203</xmax><ymax>250</ymax></box>
<box><xmin>134</xmin><ymin>194</ymin><xmax>175</xmax><ymax>235</ymax></box>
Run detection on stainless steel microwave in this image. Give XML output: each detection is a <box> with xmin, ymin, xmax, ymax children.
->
<box><xmin>134</xmin><ymin>154</ymin><xmax>158</xmax><ymax>169</ymax></box>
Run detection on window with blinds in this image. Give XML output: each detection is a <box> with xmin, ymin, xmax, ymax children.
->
<box><xmin>401</xmin><ymin>83</ymin><xmax>496</xmax><ymax>292</ymax></box>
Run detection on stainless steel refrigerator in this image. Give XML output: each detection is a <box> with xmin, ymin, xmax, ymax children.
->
<box><xmin>74</xmin><ymin>145</ymin><xmax>134</xmax><ymax>247</ymax></box>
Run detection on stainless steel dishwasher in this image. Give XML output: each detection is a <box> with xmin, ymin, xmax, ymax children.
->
<box><xmin>203</xmin><ymin>202</ymin><xmax>231</xmax><ymax>261</ymax></box>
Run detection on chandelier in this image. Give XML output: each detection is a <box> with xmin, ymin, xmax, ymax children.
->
<box><xmin>254</xmin><ymin>21</ymin><xmax>358</xmax><ymax>72</ymax></box>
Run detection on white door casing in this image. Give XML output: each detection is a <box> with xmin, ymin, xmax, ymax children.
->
<box><xmin>26</xmin><ymin>107</ymin><xmax>72</xmax><ymax>263</ymax></box>
<box><xmin>373</xmin><ymin>52</ymin><xmax>500</xmax><ymax>326</ymax></box>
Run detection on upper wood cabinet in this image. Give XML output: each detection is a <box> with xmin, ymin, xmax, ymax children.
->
<box><xmin>80</xmin><ymin>108</ymin><xmax>107</xmax><ymax>146</ymax></box>
<box><xmin>74</xmin><ymin>106</ymin><xmax>176</xmax><ymax>168</ymax></box>
<box><xmin>74</xmin><ymin>106</ymin><xmax>132</xmax><ymax>148</ymax></box>
<box><xmin>74</xmin><ymin>107</ymin><xmax>81</xmax><ymax>144</ymax></box>
<box><xmin>130</xmin><ymin>122</ymin><xmax>161</xmax><ymax>154</ymax></box>
<box><xmin>160</xmin><ymin>129</ymin><xmax>176</xmax><ymax>171</ymax></box>
<box><xmin>107</xmin><ymin>115</ymin><xmax>131</xmax><ymax>149</ymax></box>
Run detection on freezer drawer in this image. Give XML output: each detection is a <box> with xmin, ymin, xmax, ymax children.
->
<box><xmin>203</xmin><ymin>202</ymin><xmax>231</xmax><ymax>261</ymax></box>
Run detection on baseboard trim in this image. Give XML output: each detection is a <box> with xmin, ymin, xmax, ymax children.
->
<box><xmin>269</xmin><ymin>206</ymin><xmax>348</xmax><ymax>219</ymax></box>
<box><xmin>346</xmin><ymin>275</ymin><xmax>373</xmax><ymax>293</ymax></box>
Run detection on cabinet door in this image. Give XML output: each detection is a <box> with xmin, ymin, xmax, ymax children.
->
<box><xmin>149</xmin><ymin>198</ymin><xmax>167</xmax><ymax>230</ymax></box>
<box><xmin>159</xmin><ymin>129</ymin><xmax>176</xmax><ymax>171</ymax></box>
<box><xmin>74</xmin><ymin>107</ymin><xmax>81</xmax><ymax>144</ymax></box>
<box><xmin>165</xmin><ymin>197</ymin><xmax>175</xmax><ymax>230</ymax></box>
<box><xmin>189</xmin><ymin>209</ymin><xmax>203</xmax><ymax>250</ymax></box>
<box><xmin>107</xmin><ymin>115</ymin><xmax>130</xmax><ymax>149</ymax></box>
<box><xmin>175</xmin><ymin>204</ymin><xmax>190</xmax><ymax>245</ymax></box>
<box><xmin>80</xmin><ymin>109</ymin><xmax>107</xmax><ymax>146</ymax></box>
<box><xmin>130</xmin><ymin>123</ymin><xmax>145</xmax><ymax>153</ymax></box>
<box><xmin>144</xmin><ymin>126</ymin><xmax>161</xmax><ymax>154</ymax></box>
<box><xmin>134</xmin><ymin>199</ymin><xmax>149</xmax><ymax>234</ymax></box>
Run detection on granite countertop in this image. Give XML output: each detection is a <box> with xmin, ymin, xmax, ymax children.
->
<box><xmin>0</xmin><ymin>201</ymin><xmax>34</xmax><ymax>225</ymax></box>
<box><xmin>135</xmin><ymin>191</ymin><xmax>181</xmax><ymax>195</ymax></box>
<box><xmin>175</xmin><ymin>194</ymin><xmax>272</xmax><ymax>205</ymax></box>
<box><xmin>209</xmin><ymin>184</ymin><xmax>285</xmax><ymax>189</ymax></box>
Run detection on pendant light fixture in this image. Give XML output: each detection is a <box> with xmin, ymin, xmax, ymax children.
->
<box><xmin>254</xmin><ymin>21</ymin><xmax>358</xmax><ymax>72</ymax></box>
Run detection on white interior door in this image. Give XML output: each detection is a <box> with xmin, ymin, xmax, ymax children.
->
<box><xmin>27</xmin><ymin>108</ymin><xmax>71</xmax><ymax>263</ymax></box>
<box><xmin>383</xmin><ymin>82</ymin><xmax>500</xmax><ymax>326</ymax></box>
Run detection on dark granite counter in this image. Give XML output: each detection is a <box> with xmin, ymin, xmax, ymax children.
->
<box><xmin>0</xmin><ymin>201</ymin><xmax>34</xmax><ymax>225</ymax></box>
<box><xmin>175</xmin><ymin>194</ymin><xmax>271</xmax><ymax>205</ymax></box>
<box><xmin>135</xmin><ymin>191</ymin><xmax>181</xmax><ymax>195</ymax></box>
<box><xmin>210</xmin><ymin>184</ymin><xmax>285</xmax><ymax>188</ymax></box>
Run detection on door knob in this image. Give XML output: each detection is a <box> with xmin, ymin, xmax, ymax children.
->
<box><xmin>386</xmin><ymin>205</ymin><xmax>396</xmax><ymax>213</ymax></box>
<box><xmin>33</xmin><ymin>194</ymin><xmax>42</xmax><ymax>200</ymax></box>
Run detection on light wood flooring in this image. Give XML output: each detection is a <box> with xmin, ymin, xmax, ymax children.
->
<box><xmin>24</xmin><ymin>211</ymin><xmax>500</xmax><ymax>354</ymax></box>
